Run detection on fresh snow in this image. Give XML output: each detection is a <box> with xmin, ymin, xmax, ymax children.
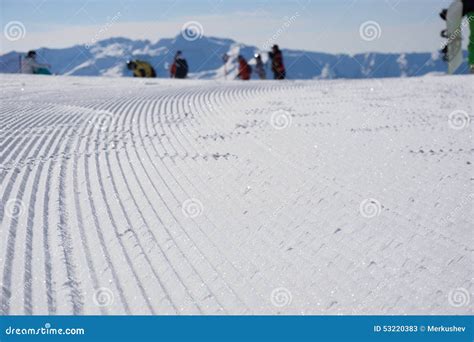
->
<box><xmin>0</xmin><ymin>74</ymin><xmax>472</xmax><ymax>315</ymax></box>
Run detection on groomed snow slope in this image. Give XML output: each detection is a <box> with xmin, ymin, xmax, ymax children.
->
<box><xmin>0</xmin><ymin>74</ymin><xmax>472</xmax><ymax>315</ymax></box>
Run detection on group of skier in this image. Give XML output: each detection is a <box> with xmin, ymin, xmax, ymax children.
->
<box><xmin>125</xmin><ymin>43</ymin><xmax>286</xmax><ymax>81</ymax></box>
<box><xmin>236</xmin><ymin>44</ymin><xmax>286</xmax><ymax>80</ymax></box>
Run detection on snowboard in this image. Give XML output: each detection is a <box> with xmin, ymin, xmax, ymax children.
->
<box><xmin>443</xmin><ymin>0</ymin><xmax>464</xmax><ymax>74</ymax></box>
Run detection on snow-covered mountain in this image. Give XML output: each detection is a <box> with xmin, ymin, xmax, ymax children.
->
<box><xmin>0</xmin><ymin>34</ymin><xmax>470</xmax><ymax>79</ymax></box>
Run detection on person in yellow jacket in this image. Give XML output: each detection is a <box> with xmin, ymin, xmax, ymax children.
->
<box><xmin>126</xmin><ymin>60</ymin><xmax>156</xmax><ymax>78</ymax></box>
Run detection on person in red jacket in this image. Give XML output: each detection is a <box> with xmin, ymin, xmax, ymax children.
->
<box><xmin>268</xmin><ymin>44</ymin><xmax>286</xmax><ymax>80</ymax></box>
<box><xmin>237</xmin><ymin>55</ymin><xmax>251</xmax><ymax>80</ymax></box>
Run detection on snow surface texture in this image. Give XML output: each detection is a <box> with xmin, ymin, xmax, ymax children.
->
<box><xmin>0</xmin><ymin>35</ymin><xmax>471</xmax><ymax>79</ymax></box>
<box><xmin>0</xmin><ymin>74</ymin><xmax>472</xmax><ymax>315</ymax></box>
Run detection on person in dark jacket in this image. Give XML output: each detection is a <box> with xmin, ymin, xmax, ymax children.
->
<box><xmin>237</xmin><ymin>55</ymin><xmax>251</xmax><ymax>80</ymax></box>
<box><xmin>268</xmin><ymin>44</ymin><xmax>286</xmax><ymax>80</ymax></box>
<box><xmin>170</xmin><ymin>51</ymin><xmax>189</xmax><ymax>79</ymax></box>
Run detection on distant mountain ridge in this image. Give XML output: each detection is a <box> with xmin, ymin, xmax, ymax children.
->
<box><xmin>0</xmin><ymin>34</ymin><xmax>470</xmax><ymax>79</ymax></box>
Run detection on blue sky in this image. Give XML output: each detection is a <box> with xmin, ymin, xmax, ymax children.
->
<box><xmin>1</xmin><ymin>0</ymin><xmax>468</xmax><ymax>54</ymax></box>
